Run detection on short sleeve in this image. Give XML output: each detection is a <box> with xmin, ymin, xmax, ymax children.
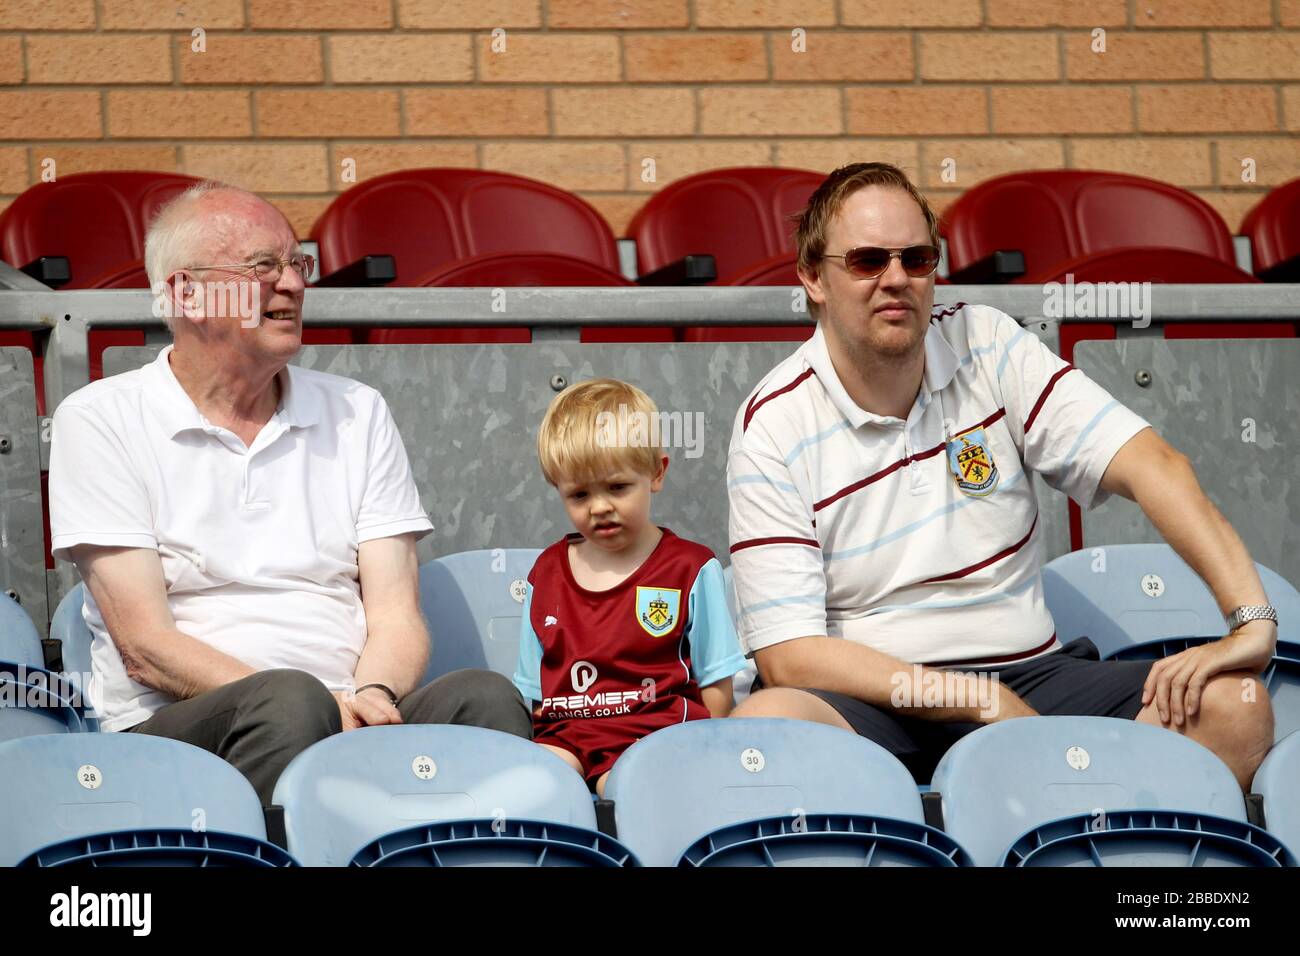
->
<box><xmin>512</xmin><ymin>584</ymin><xmax>543</xmax><ymax>702</ymax></box>
<box><xmin>685</xmin><ymin>558</ymin><xmax>746</xmax><ymax>687</ymax></box>
<box><xmin>726</xmin><ymin>434</ymin><xmax>828</xmax><ymax>656</ymax></box>
<box><xmin>49</xmin><ymin>401</ymin><xmax>157</xmax><ymax>561</ymax></box>
<box><xmin>356</xmin><ymin>391</ymin><xmax>434</xmax><ymax>543</ymax></box>
<box><xmin>990</xmin><ymin>310</ymin><xmax>1150</xmax><ymax>509</ymax></box>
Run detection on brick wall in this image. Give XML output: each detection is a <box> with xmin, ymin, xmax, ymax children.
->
<box><xmin>0</xmin><ymin>0</ymin><xmax>1296</xmax><ymax>236</ymax></box>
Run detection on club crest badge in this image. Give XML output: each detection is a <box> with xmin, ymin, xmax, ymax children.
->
<box><xmin>636</xmin><ymin>586</ymin><xmax>680</xmax><ymax>637</ymax></box>
<box><xmin>946</xmin><ymin>426</ymin><xmax>999</xmax><ymax>497</ymax></box>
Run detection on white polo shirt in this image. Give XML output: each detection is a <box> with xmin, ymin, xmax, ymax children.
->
<box><xmin>49</xmin><ymin>346</ymin><xmax>433</xmax><ymax>731</ymax></box>
<box><xmin>727</xmin><ymin>302</ymin><xmax>1150</xmax><ymax>667</ymax></box>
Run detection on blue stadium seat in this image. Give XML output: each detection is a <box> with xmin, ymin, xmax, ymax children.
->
<box><xmin>931</xmin><ymin>716</ymin><xmax>1288</xmax><ymax>867</ymax></box>
<box><xmin>1042</xmin><ymin>544</ymin><xmax>1300</xmax><ymax>741</ymax></box>
<box><xmin>603</xmin><ymin>718</ymin><xmax>970</xmax><ymax>867</ymax></box>
<box><xmin>0</xmin><ymin>733</ymin><xmax>294</xmax><ymax>866</ymax></box>
<box><xmin>0</xmin><ymin>593</ymin><xmax>42</xmax><ymax>668</ymax></box>
<box><xmin>417</xmin><ymin>549</ymin><xmax>542</xmax><ymax>683</ymax></box>
<box><xmin>272</xmin><ymin>724</ymin><xmax>636</xmax><ymax>866</ymax></box>
<box><xmin>50</xmin><ymin>582</ymin><xmax>94</xmax><ymax>682</ymax></box>
<box><xmin>0</xmin><ymin>664</ymin><xmax>91</xmax><ymax>742</ymax></box>
<box><xmin>1252</xmin><ymin>729</ymin><xmax>1300</xmax><ymax>860</ymax></box>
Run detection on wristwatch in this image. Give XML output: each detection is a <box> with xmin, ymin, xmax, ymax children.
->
<box><xmin>1225</xmin><ymin>605</ymin><xmax>1278</xmax><ymax>632</ymax></box>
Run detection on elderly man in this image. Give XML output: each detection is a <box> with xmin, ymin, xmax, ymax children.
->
<box><xmin>727</xmin><ymin>162</ymin><xmax>1276</xmax><ymax>789</ymax></box>
<box><xmin>49</xmin><ymin>182</ymin><xmax>530</xmax><ymax>804</ymax></box>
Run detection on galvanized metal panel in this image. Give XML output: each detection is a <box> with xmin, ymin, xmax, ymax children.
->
<box><xmin>0</xmin><ymin>348</ymin><xmax>49</xmax><ymax>637</ymax></box>
<box><xmin>1076</xmin><ymin>338</ymin><xmax>1299</xmax><ymax>586</ymax></box>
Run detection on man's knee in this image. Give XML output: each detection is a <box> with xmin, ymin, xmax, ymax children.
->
<box><xmin>731</xmin><ymin>687</ymin><xmax>847</xmax><ymax>729</ymax></box>
<box><xmin>241</xmin><ymin>668</ymin><xmax>341</xmax><ymax>741</ymax></box>
<box><xmin>407</xmin><ymin>668</ymin><xmax>531</xmax><ymax>738</ymax></box>
<box><xmin>1199</xmin><ymin>670</ymin><xmax>1273</xmax><ymax>742</ymax></box>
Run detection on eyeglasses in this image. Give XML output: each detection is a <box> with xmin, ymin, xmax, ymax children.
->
<box><xmin>821</xmin><ymin>245</ymin><xmax>940</xmax><ymax>280</ymax></box>
<box><xmin>188</xmin><ymin>253</ymin><xmax>316</xmax><ymax>282</ymax></box>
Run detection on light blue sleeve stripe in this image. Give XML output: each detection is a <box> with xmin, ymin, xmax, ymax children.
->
<box><xmin>727</xmin><ymin>473</ymin><xmax>799</xmax><ymax>494</ymax></box>
<box><xmin>996</xmin><ymin>327</ymin><xmax>1030</xmax><ymax>380</ymax></box>
<box><xmin>738</xmin><ymin>592</ymin><xmax>826</xmax><ymax>619</ymax></box>
<box><xmin>512</xmin><ymin>585</ymin><xmax>543</xmax><ymax>702</ymax></box>
<box><xmin>784</xmin><ymin>420</ymin><xmax>852</xmax><ymax>466</ymax></box>
<box><xmin>686</xmin><ymin>558</ymin><xmax>746</xmax><ymax>687</ymax></box>
<box><xmin>1062</xmin><ymin>400</ymin><xmax>1118</xmax><ymax>467</ymax></box>
<box><xmin>826</xmin><ymin>468</ymin><xmax>1027</xmax><ymax>562</ymax></box>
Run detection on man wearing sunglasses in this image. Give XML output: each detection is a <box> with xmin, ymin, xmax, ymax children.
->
<box><xmin>727</xmin><ymin>162</ymin><xmax>1275</xmax><ymax>789</ymax></box>
<box><xmin>49</xmin><ymin>181</ymin><xmax>531</xmax><ymax>805</ymax></box>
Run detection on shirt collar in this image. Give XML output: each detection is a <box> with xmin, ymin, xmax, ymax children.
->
<box><xmin>144</xmin><ymin>344</ymin><xmax>319</xmax><ymax>439</ymax></box>
<box><xmin>805</xmin><ymin>319</ymin><xmax>960</xmax><ymax>428</ymax></box>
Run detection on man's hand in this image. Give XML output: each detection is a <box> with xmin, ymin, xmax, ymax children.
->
<box><xmin>1142</xmin><ymin>620</ymin><xmax>1276</xmax><ymax>727</ymax></box>
<box><xmin>332</xmin><ymin>687</ymin><xmax>404</xmax><ymax>731</ymax></box>
<box><xmin>983</xmin><ymin>682</ymin><xmax>1040</xmax><ymax>723</ymax></box>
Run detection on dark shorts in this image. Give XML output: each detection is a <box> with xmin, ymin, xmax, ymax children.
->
<box><xmin>766</xmin><ymin>637</ymin><xmax>1153</xmax><ymax>784</ymax></box>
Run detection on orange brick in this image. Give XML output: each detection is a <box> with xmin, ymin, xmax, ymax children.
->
<box><xmin>250</xmin><ymin>0</ymin><xmax>391</xmax><ymax>28</ymax></box>
<box><xmin>0</xmin><ymin>92</ymin><xmax>101</xmax><ymax>139</ymax></box>
<box><xmin>1139</xmin><ymin>86</ymin><xmax>1278</xmax><ymax>133</ymax></box>
<box><xmin>0</xmin><ymin>200</ymin><xmax>10</xmax><ymax>216</ymax></box>
<box><xmin>842</xmin><ymin>0</ymin><xmax>980</xmax><ymax>26</ymax></box>
<box><xmin>700</xmin><ymin>87</ymin><xmax>841</xmax><ymax>136</ymax></box>
<box><xmin>0</xmin><ymin>148</ymin><xmax>29</xmax><ymax>193</ymax></box>
<box><xmin>399</xmin><ymin>0</ymin><xmax>542</xmax><ymax>28</ymax></box>
<box><xmin>695</xmin><ymin>0</ymin><xmax>835</xmax><ymax>27</ymax></box>
<box><xmin>27</xmin><ymin>36</ymin><xmax>172</xmax><ymax>84</ymax></box>
<box><xmin>625</xmin><ymin>35</ymin><xmax>767</xmax><ymax>82</ymax></box>
<box><xmin>1214</xmin><ymin>139</ymin><xmax>1300</xmax><ymax>187</ymax></box>
<box><xmin>1210</xmin><ymin>33</ymin><xmax>1300</xmax><ymax>80</ymax></box>
<box><xmin>256</xmin><ymin>91</ymin><xmax>399</xmax><ymax>138</ymax></box>
<box><xmin>1066</xmin><ymin>32</ymin><xmax>1205</xmax><ymax>81</ymax></box>
<box><xmin>0</xmin><ymin>1</ymin><xmax>93</xmax><ymax>29</ymax></box>
<box><xmin>478</xmin><ymin>35</ymin><xmax>620</xmax><ymax>83</ymax></box>
<box><xmin>847</xmin><ymin>87</ymin><xmax>986</xmax><ymax>136</ymax></box>
<box><xmin>775</xmin><ymin>140</ymin><xmax>920</xmax><ymax>176</ymax></box>
<box><xmin>627</xmin><ymin>141</ymin><xmax>772</xmax><ymax>191</ymax></box>
<box><xmin>328</xmin><ymin>35</ymin><xmax>473</xmax><ymax>83</ymax></box>
<box><xmin>921</xmin><ymin>34</ymin><xmax>1058</xmax><ymax>81</ymax></box>
<box><xmin>0</xmin><ymin>39</ymin><xmax>21</xmax><ymax>84</ymax></box>
<box><xmin>482</xmin><ymin>143</ymin><xmax>625</xmax><ymax>191</ymax></box>
<box><xmin>927</xmin><ymin>190</ymin><xmax>961</xmax><ymax>220</ymax></box>
<box><xmin>553</xmin><ymin>88</ymin><xmax>695</xmax><ymax>137</ymax></box>
<box><xmin>986</xmin><ymin>0</ymin><xmax>1126</xmax><ymax>26</ymax></box>
<box><xmin>29</xmin><ymin>146</ymin><xmax>178</xmax><ymax>178</ymax></box>
<box><xmin>405</xmin><ymin>88</ymin><xmax>549</xmax><ymax>136</ymax></box>
<box><xmin>579</xmin><ymin>193</ymin><xmax>642</xmax><ymax>234</ymax></box>
<box><xmin>1287</xmin><ymin>87</ymin><xmax>1300</xmax><ymax>132</ymax></box>
<box><xmin>269</xmin><ymin>197</ymin><xmax>332</xmax><ymax>237</ymax></box>
<box><xmin>1068</xmin><ymin>139</ymin><xmax>1213</xmax><ymax>186</ymax></box>
<box><xmin>918</xmin><ymin>139</ymin><xmax>1065</xmax><ymax>189</ymax></box>
<box><xmin>329</xmin><ymin>144</ymin><xmax>479</xmax><ymax>190</ymax></box>
<box><xmin>772</xmin><ymin>32</ymin><xmax>913</xmax><ymax>82</ymax></box>
<box><xmin>1285</xmin><ymin>1</ymin><xmax>1300</xmax><ymax>27</ymax></box>
<box><xmin>182</xmin><ymin>145</ymin><xmax>330</xmax><ymax>193</ymax></box>
<box><xmin>108</xmin><ymin>91</ymin><xmax>252</xmax><ymax>138</ymax></box>
<box><xmin>992</xmin><ymin>87</ymin><xmax>1133</xmax><ymax>134</ymax></box>
<box><xmin>549</xmin><ymin>0</ymin><xmax>688</xmax><ymax>28</ymax></box>
<box><xmin>1193</xmin><ymin>191</ymin><xmax>1263</xmax><ymax>231</ymax></box>
<box><xmin>179</xmin><ymin>36</ymin><xmax>323</xmax><ymax>84</ymax></box>
<box><xmin>1135</xmin><ymin>0</ymin><xmax>1271</xmax><ymax>27</ymax></box>
<box><xmin>101</xmin><ymin>0</ymin><xmax>244</xmax><ymax>28</ymax></box>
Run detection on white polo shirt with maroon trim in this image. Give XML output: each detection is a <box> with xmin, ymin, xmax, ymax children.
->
<box><xmin>727</xmin><ymin>302</ymin><xmax>1150</xmax><ymax>668</ymax></box>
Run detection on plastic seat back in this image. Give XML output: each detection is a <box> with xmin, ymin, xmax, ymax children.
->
<box><xmin>310</xmin><ymin>168</ymin><xmax>622</xmax><ymax>284</ymax></box>
<box><xmin>50</xmin><ymin>583</ymin><xmax>95</xmax><ymax>682</ymax></box>
<box><xmin>272</xmin><ymin>724</ymin><xmax>601</xmax><ymax>866</ymax></box>
<box><xmin>0</xmin><ymin>171</ymin><xmax>198</xmax><ymax>288</ymax></box>
<box><xmin>1241</xmin><ymin>177</ymin><xmax>1300</xmax><ymax>277</ymax></box>
<box><xmin>0</xmin><ymin>593</ymin><xmax>42</xmax><ymax>668</ymax></box>
<box><xmin>417</xmin><ymin>549</ymin><xmax>542</xmax><ymax>682</ymax></box>
<box><xmin>603</xmin><ymin>717</ymin><xmax>930</xmax><ymax>866</ymax></box>
<box><xmin>1252</xmin><ymin>729</ymin><xmax>1300</xmax><ymax>858</ymax></box>
<box><xmin>931</xmin><ymin>716</ymin><xmax>1247</xmax><ymax>866</ymax></box>
<box><xmin>0</xmin><ymin>733</ymin><xmax>270</xmax><ymax>866</ymax></box>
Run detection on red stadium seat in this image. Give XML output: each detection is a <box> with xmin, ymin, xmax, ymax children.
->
<box><xmin>0</xmin><ymin>171</ymin><xmax>199</xmax><ymax>289</ymax></box>
<box><xmin>943</xmin><ymin>170</ymin><xmax>1255</xmax><ymax>284</ymax></box>
<box><xmin>1241</xmin><ymin>178</ymin><xmax>1300</xmax><ymax>281</ymax></box>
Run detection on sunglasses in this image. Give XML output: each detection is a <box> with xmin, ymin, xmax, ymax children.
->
<box><xmin>821</xmin><ymin>245</ymin><xmax>941</xmax><ymax>279</ymax></box>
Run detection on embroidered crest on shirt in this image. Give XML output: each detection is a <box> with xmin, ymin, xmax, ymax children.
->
<box><xmin>636</xmin><ymin>586</ymin><xmax>680</xmax><ymax>637</ymax></box>
<box><xmin>946</xmin><ymin>426</ymin><xmax>999</xmax><ymax>497</ymax></box>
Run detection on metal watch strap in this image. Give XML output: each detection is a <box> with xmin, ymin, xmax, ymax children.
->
<box><xmin>355</xmin><ymin>682</ymin><xmax>399</xmax><ymax>705</ymax></box>
<box><xmin>1226</xmin><ymin>605</ymin><xmax>1278</xmax><ymax>631</ymax></box>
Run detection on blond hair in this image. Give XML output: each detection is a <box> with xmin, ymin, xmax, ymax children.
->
<box><xmin>537</xmin><ymin>378</ymin><xmax>664</xmax><ymax>486</ymax></box>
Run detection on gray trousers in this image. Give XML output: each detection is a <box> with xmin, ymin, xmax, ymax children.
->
<box><xmin>124</xmin><ymin>668</ymin><xmax>531</xmax><ymax>805</ymax></box>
